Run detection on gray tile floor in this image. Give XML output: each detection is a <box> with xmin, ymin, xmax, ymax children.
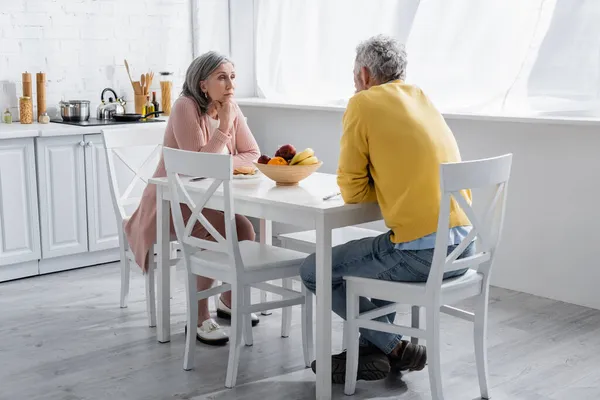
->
<box><xmin>1</xmin><ymin>263</ymin><xmax>600</xmax><ymax>400</ymax></box>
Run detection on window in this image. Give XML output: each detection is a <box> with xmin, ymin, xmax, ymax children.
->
<box><xmin>254</xmin><ymin>0</ymin><xmax>419</xmax><ymax>103</ymax></box>
<box><xmin>253</xmin><ymin>0</ymin><xmax>600</xmax><ymax>117</ymax></box>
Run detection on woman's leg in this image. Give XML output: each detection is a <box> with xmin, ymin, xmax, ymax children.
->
<box><xmin>196</xmin><ymin>276</ymin><xmax>216</xmax><ymax>322</ymax></box>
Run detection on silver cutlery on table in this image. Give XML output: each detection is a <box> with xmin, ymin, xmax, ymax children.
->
<box><xmin>322</xmin><ymin>192</ymin><xmax>341</xmax><ymax>201</ymax></box>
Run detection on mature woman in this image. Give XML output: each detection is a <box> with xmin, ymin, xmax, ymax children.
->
<box><xmin>125</xmin><ymin>51</ymin><xmax>260</xmax><ymax>345</ymax></box>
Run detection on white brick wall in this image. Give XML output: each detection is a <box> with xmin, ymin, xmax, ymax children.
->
<box><xmin>0</xmin><ymin>0</ymin><xmax>193</xmax><ymax>119</ymax></box>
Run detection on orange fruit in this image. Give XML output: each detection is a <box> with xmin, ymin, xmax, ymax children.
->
<box><xmin>267</xmin><ymin>156</ymin><xmax>288</xmax><ymax>166</ymax></box>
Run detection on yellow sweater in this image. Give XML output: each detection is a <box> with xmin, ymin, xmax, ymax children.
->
<box><xmin>337</xmin><ymin>80</ymin><xmax>471</xmax><ymax>244</ymax></box>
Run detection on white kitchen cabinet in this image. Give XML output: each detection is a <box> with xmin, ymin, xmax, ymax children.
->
<box><xmin>0</xmin><ymin>138</ymin><xmax>41</xmax><ymax>268</ymax></box>
<box><xmin>36</xmin><ymin>133</ymin><xmax>120</xmax><ymax>268</ymax></box>
<box><xmin>37</xmin><ymin>135</ymin><xmax>88</xmax><ymax>259</ymax></box>
<box><xmin>85</xmin><ymin>134</ymin><xmax>119</xmax><ymax>251</ymax></box>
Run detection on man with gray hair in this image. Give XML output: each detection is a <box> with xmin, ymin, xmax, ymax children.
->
<box><xmin>300</xmin><ymin>35</ymin><xmax>473</xmax><ymax>383</ymax></box>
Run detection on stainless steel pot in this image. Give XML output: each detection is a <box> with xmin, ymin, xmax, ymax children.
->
<box><xmin>59</xmin><ymin>100</ymin><xmax>90</xmax><ymax>122</ymax></box>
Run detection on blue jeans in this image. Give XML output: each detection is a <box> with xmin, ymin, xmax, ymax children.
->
<box><xmin>299</xmin><ymin>231</ymin><xmax>474</xmax><ymax>355</ymax></box>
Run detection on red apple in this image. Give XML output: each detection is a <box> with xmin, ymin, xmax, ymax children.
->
<box><xmin>257</xmin><ymin>154</ymin><xmax>271</xmax><ymax>164</ymax></box>
<box><xmin>275</xmin><ymin>144</ymin><xmax>296</xmax><ymax>161</ymax></box>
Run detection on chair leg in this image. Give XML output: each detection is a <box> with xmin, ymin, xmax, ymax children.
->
<box><xmin>474</xmin><ymin>291</ymin><xmax>491</xmax><ymax>399</ymax></box>
<box><xmin>243</xmin><ymin>285</ymin><xmax>253</xmax><ymax>346</ymax></box>
<box><xmin>411</xmin><ymin>305</ymin><xmax>420</xmax><ymax>344</ymax></box>
<box><xmin>183</xmin><ymin>272</ymin><xmax>198</xmax><ymax>371</ymax></box>
<box><xmin>301</xmin><ymin>286</ymin><xmax>314</xmax><ymax>368</ymax></box>
<box><xmin>119</xmin><ymin>236</ymin><xmax>130</xmax><ymax>309</ymax></box>
<box><xmin>170</xmin><ymin>264</ymin><xmax>177</xmax><ymax>299</ymax></box>
<box><xmin>426</xmin><ymin>308</ymin><xmax>445</xmax><ymax>400</ymax></box>
<box><xmin>344</xmin><ymin>283</ymin><xmax>360</xmax><ymax>396</ymax></box>
<box><xmin>225</xmin><ymin>282</ymin><xmax>244</xmax><ymax>388</ymax></box>
<box><xmin>260</xmin><ymin>288</ymin><xmax>271</xmax><ymax>315</ymax></box>
<box><xmin>342</xmin><ymin>320</ymin><xmax>348</xmax><ymax>349</ymax></box>
<box><xmin>281</xmin><ymin>278</ymin><xmax>293</xmax><ymax>338</ymax></box>
<box><xmin>145</xmin><ymin>257</ymin><xmax>157</xmax><ymax>328</ymax></box>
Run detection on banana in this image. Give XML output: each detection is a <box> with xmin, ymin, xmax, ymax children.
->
<box><xmin>297</xmin><ymin>156</ymin><xmax>319</xmax><ymax>165</ymax></box>
<box><xmin>290</xmin><ymin>148</ymin><xmax>315</xmax><ymax>165</ymax></box>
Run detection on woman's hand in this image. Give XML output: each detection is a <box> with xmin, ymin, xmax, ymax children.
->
<box><xmin>215</xmin><ymin>100</ymin><xmax>236</xmax><ymax>133</ymax></box>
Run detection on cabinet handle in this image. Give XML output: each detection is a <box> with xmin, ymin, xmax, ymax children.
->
<box><xmin>79</xmin><ymin>140</ymin><xmax>85</xmax><ymax>147</ymax></box>
<box><xmin>86</xmin><ymin>141</ymin><xmax>93</xmax><ymax>147</ymax></box>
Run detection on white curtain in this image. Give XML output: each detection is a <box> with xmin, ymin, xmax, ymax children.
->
<box><xmin>254</xmin><ymin>0</ymin><xmax>600</xmax><ymax>117</ymax></box>
<box><xmin>255</xmin><ymin>0</ymin><xmax>420</xmax><ymax>103</ymax></box>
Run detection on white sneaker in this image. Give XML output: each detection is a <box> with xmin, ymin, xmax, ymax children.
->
<box><xmin>217</xmin><ymin>296</ymin><xmax>260</xmax><ymax>326</ymax></box>
<box><xmin>185</xmin><ymin>318</ymin><xmax>229</xmax><ymax>346</ymax></box>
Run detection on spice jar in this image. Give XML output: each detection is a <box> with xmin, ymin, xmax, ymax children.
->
<box><xmin>159</xmin><ymin>72</ymin><xmax>173</xmax><ymax>116</ymax></box>
<box><xmin>19</xmin><ymin>97</ymin><xmax>33</xmax><ymax>124</ymax></box>
<box><xmin>3</xmin><ymin>108</ymin><xmax>12</xmax><ymax>124</ymax></box>
<box><xmin>39</xmin><ymin>112</ymin><xmax>50</xmax><ymax>124</ymax></box>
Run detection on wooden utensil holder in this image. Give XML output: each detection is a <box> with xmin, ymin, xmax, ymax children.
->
<box><xmin>134</xmin><ymin>94</ymin><xmax>146</xmax><ymax>115</ymax></box>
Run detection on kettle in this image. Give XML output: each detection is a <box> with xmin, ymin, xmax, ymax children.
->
<box><xmin>97</xmin><ymin>88</ymin><xmax>126</xmax><ymax>120</ymax></box>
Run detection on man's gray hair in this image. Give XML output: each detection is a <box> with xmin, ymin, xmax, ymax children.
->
<box><xmin>355</xmin><ymin>35</ymin><xmax>407</xmax><ymax>83</ymax></box>
<box><xmin>182</xmin><ymin>51</ymin><xmax>233</xmax><ymax>115</ymax></box>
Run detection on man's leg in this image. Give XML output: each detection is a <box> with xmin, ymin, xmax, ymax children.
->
<box><xmin>300</xmin><ymin>232</ymin><xmax>412</xmax><ymax>353</ymax></box>
<box><xmin>300</xmin><ymin>232</ymin><xmax>426</xmax><ymax>382</ymax></box>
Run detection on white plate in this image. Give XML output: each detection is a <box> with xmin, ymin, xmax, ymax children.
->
<box><xmin>233</xmin><ymin>170</ymin><xmax>261</xmax><ymax>180</ymax></box>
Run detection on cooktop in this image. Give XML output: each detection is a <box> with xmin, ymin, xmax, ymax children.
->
<box><xmin>50</xmin><ymin>118</ymin><xmax>166</xmax><ymax>127</ymax></box>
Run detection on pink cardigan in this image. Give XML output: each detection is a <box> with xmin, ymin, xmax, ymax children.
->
<box><xmin>124</xmin><ymin>96</ymin><xmax>260</xmax><ymax>271</ymax></box>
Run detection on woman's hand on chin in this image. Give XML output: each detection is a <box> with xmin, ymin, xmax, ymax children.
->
<box><xmin>215</xmin><ymin>99</ymin><xmax>235</xmax><ymax>133</ymax></box>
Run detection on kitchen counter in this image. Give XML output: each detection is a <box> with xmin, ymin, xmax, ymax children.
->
<box><xmin>0</xmin><ymin>119</ymin><xmax>168</xmax><ymax>139</ymax></box>
<box><xmin>0</xmin><ymin>123</ymin><xmax>42</xmax><ymax>139</ymax></box>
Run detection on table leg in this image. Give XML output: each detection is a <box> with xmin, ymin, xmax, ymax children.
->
<box><xmin>259</xmin><ymin>218</ymin><xmax>272</xmax><ymax>316</ymax></box>
<box><xmin>315</xmin><ymin>216</ymin><xmax>332</xmax><ymax>400</ymax></box>
<box><xmin>156</xmin><ymin>185</ymin><xmax>171</xmax><ymax>343</ymax></box>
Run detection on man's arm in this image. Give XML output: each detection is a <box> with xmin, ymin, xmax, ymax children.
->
<box><xmin>336</xmin><ymin>96</ymin><xmax>377</xmax><ymax>204</ymax></box>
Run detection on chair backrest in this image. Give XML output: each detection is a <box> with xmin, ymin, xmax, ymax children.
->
<box><xmin>163</xmin><ymin>148</ymin><xmax>244</xmax><ymax>273</ymax></box>
<box><xmin>426</xmin><ymin>154</ymin><xmax>513</xmax><ymax>291</ymax></box>
<box><xmin>102</xmin><ymin>125</ymin><xmax>166</xmax><ymax>224</ymax></box>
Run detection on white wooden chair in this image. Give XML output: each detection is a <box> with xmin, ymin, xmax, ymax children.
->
<box><xmin>163</xmin><ymin>148</ymin><xmax>314</xmax><ymax>388</ymax></box>
<box><xmin>102</xmin><ymin>125</ymin><xmax>179</xmax><ymax>327</ymax></box>
<box><xmin>343</xmin><ymin>154</ymin><xmax>513</xmax><ymax>399</ymax></box>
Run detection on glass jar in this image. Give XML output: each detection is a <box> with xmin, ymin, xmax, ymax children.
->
<box><xmin>19</xmin><ymin>97</ymin><xmax>33</xmax><ymax>124</ymax></box>
<box><xmin>3</xmin><ymin>108</ymin><xmax>12</xmax><ymax>124</ymax></box>
<box><xmin>39</xmin><ymin>112</ymin><xmax>50</xmax><ymax>124</ymax></box>
<box><xmin>159</xmin><ymin>72</ymin><xmax>173</xmax><ymax>116</ymax></box>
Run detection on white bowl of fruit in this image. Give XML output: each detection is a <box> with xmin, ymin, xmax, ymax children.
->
<box><xmin>254</xmin><ymin>144</ymin><xmax>322</xmax><ymax>186</ymax></box>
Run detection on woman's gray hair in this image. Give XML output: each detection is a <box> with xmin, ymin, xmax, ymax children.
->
<box><xmin>355</xmin><ymin>35</ymin><xmax>407</xmax><ymax>83</ymax></box>
<box><xmin>181</xmin><ymin>51</ymin><xmax>233</xmax><ymax>114</ymax></box>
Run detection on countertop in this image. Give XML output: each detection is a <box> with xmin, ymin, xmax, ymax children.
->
<box><xmin>0</xmin><ymin>119</ymin><xmax>168</xmax><ymax>140</ymax></box>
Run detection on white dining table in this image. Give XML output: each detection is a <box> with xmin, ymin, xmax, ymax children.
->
<box><xmin>149</xmin><ymin>172</ymin><xmax>381</xmax><ymax>400</ymax></box>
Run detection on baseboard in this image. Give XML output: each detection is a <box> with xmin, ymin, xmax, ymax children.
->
<box><xmin>39</xmin><ymin>248</ymin><xmax>120</xmax><ymax>275</ymax></box>
<box><xmin>0</xmin><ymin>260</ymin><xmax>39</xmax><ymax>283</ymax></box>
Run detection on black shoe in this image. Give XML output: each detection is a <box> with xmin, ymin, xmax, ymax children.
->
<box><xmin>310</xmin><ymin>346</ymin><xmax>390</xmax><ymax>384</ymax></box>
<box><xmin>389</xmin><ymin>340</ymin><xmax>427</xmax><ymax>372</ymax></box>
